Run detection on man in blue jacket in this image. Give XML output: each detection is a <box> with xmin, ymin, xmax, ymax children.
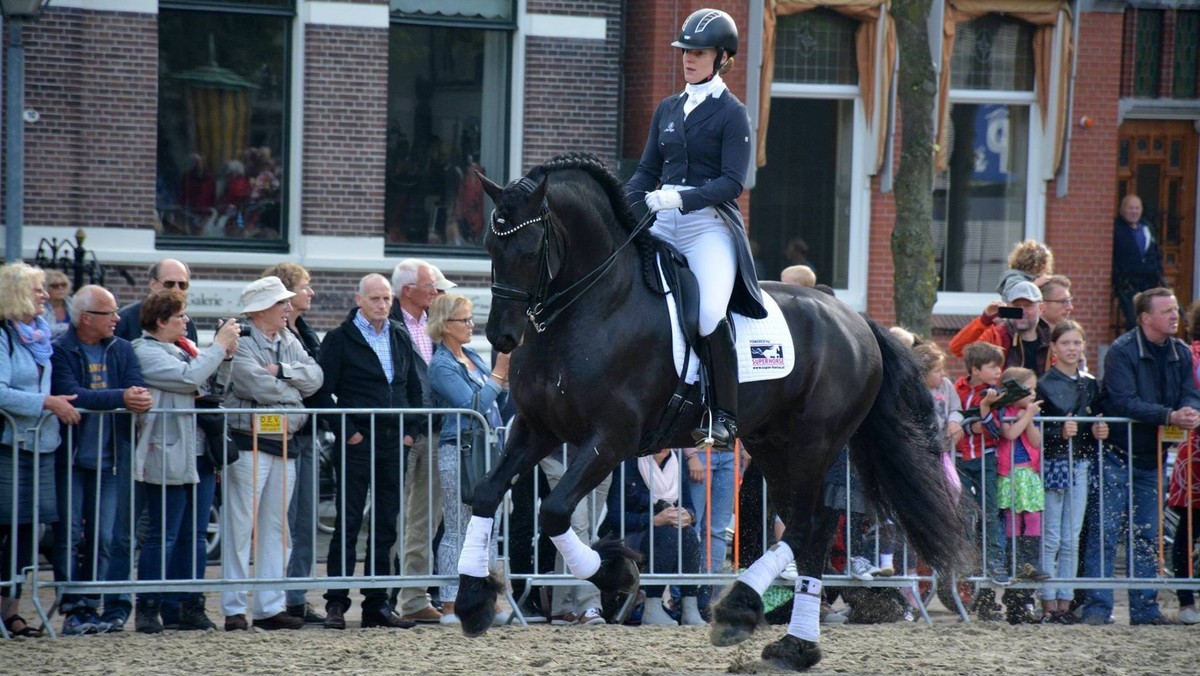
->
<box><xmin>1083</xmin><ymin>287</ymin><xmax>1200</xmax><ymax>625</ymax></box>
<box><xmin>51</xmin><ymin>285</ymin><xmax>152</xmax><ymax>635</ymax></box>
<box><xmin>1112</xmin><ymin>195</ymin><xmax>1165</xmax><ymax>330</ymax></box>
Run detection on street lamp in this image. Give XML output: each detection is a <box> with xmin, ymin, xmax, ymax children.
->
<box><xmin>3</xmin><ymin>0</ymin><xmax>52</xmax><ymax>263</ymax></box>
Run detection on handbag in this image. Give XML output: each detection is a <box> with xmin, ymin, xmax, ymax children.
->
<box><xmin>458</xmin><ymin>424</ymin><xmax>489</xmax><ymax>504</ymax></box>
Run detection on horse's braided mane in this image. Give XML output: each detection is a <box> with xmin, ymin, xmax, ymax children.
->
<box><xmin>527</xmin><ymin>152</ymin><xmax>666</xmax><ymax>295</ymax></box>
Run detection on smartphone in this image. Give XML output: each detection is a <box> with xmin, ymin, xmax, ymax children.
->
<box><xmin>997</xmin><ymin>306</ymin><xmax>1024</xmax><ymax>320</ymax></box>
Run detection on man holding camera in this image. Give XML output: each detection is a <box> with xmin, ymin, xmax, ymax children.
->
<box><xmin>949</xmin><ymin>280</ymin><xmax>1051</xmax><ymax>373</ymax></box>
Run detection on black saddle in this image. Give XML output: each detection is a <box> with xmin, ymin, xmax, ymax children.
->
<box><xmin>653</xmin><ymin>244</ymin><xmax>701</xmax><ymax>349</ymax></box>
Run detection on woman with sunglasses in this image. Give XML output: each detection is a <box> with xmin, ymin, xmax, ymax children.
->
<box><xmin>426</xmin><ymin>293</ymin><xmax>509</xmax><ymax>624</ymax></box>
<box><xmin>41</xmin><ymin>269</ymin><xmax>73</xmax><ymax>338</ymax></box>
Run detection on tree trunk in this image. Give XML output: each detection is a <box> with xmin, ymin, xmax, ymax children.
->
<box><xmin>891</xmin><ymin>0</ymin><xmax>939</xmax><ymax>337</ymax></box>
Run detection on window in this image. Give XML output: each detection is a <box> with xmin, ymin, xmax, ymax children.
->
<box><xmin>156</xmin><ymin>2</ymin><xmax>292</xmax><ymax>249</ymax></box>
<box><xmin>386</xmin><ymin>6</ymin><xmax>511</xmax><ymax>252</ymax></box>
<box><xmin>1174</xmin><ymin>11</ymin><xmax>1199</xmax><ymax>99</ymax></box>
<box><xmin>1133</xmin><ymin>10</ymin><xmax>1164</xmax><ymax>97</ymax></box>
<box><xmin>753</xmin><ymin>10</ymin><xmax>861</xmax><ymax>290</ymax></box>
<box><xmin>773</xmin><ymin>9</ymin><xmax>857</xmax><ymax>85</ymax></box>
<box><xmin>934</xmin><ymin>16</ymin><xmax>1036</xmax><ymax>294</ymax></box>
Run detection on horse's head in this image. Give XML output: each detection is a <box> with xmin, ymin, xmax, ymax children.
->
<box><xmin>478</xmin><ymin>171</ymin><xmax>564</xmax><ymax>354</ymax></box>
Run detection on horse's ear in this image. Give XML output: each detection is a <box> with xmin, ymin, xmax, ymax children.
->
<box><xmin>530</xmin><ymin>174</ymin><xmax>549</xmax><ymax>206</ymax></box>
<box><xmin>478</xmin><ymin>171</ymin><xmax>503</xmax><ymax>203</ymax></box>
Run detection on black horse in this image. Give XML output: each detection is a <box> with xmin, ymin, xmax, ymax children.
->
<box><xmin>456</xmin><ymin>154</ymin><xmax>968</xmax><ymax>670</ymax></box>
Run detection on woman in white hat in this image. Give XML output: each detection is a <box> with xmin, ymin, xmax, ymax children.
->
<box><xmin>220</xmin><ymin>276</ymin><xmax>324</xmax><ymax>631</ymax></box>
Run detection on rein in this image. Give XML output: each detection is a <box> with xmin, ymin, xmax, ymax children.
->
<box><xmin>490</xmin><ymin>201</ymin><xmax>657</xmax><ymax>333</ymax></box>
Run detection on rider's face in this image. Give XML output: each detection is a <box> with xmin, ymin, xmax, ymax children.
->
<box><xmin>682</xmin><ymin>48</ymin><xmax>718</xmax><ymax>84</ymax></box>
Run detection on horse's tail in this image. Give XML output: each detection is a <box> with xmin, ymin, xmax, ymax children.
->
<box><xmin>847</xmin><ymin>319</ymin><xmax>972</xmax><ymax>574</ymax></box>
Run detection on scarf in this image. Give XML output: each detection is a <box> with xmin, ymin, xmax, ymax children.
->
<box><xmin>175</xmin><ymin>336</ymin><xmax>199</xmax><ymax>358</ymax></box>
<box><xmin>11</xmin><ymin>316</ymin><xmax>53</xmax><ymax>366</ymax></box>
<box><xmin>637</xmin><ymin>452</ymin><xmax>680</xmax><ymax>505</ymax></box>
<box><xmin>683</xmin><ymin>74</ymin><xmax>727</xmax><ymax>118</ymax></box>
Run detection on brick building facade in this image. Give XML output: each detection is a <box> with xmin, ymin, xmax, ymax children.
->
<box><xmin>2</xmin><ymin>0</ymin><xmax>1198</xmax><ymax>369</ymax></box>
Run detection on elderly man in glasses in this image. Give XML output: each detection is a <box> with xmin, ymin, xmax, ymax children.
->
<box><xmin>50</xmin><ymin>285</ymin><xmax>153</xmax><ymax>634</ymax></box>
<box><xmin>116</xmin><ymin>259</ymin><xmax>197</xmax><ymax>344</ymax></box>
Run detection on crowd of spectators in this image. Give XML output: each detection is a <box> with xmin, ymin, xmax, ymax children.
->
<box><xmin>4</xmin><ymin>215</ymin><xmax>1200</xmax><ymax>637</ymax></box>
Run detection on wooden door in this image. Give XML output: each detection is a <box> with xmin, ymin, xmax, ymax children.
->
<box><xmin>1115</xmin><ymin>120</ymin><xmax>1199</xmax><ymax>317</ymax></box>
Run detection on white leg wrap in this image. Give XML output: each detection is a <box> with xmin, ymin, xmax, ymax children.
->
<box><xmin>457</xmin><ymin>515</ymin><xmax>494</xmax><ymax>578</ymax></box>
<box><xmin>549</xmin><ymin>528</ymin><xmax>601</xmax><ymax>579</ymax></box>
<box><xmin>787</xmin><ymin>576</ymin><xmax>822</xmax><ymax>643</ymax></box>
<box><xmin>740</xmin><ymin>542</ymin><xmax>795</xmax><ymax>596</ymax></box>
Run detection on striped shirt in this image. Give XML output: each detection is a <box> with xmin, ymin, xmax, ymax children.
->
<box><xmin>353</xmin><ymin>310</ymin><xmax>393</xmax><ymax>383</ymax></box>
<box><xmin>400</xmin><ymin>307</ymin><xmax>433</xmax><ymax>365</ymax></box>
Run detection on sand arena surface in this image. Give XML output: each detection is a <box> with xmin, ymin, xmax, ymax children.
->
<box><xmin>4</xmin><ymin>619</ymin><xmax>1197</xmax><ymax>675</ymax></box>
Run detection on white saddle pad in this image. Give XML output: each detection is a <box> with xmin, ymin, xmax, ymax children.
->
<box><xmin>659</xmin><ymin>260</ymin><xmax>795</xmax><ymax>384</ymax></box>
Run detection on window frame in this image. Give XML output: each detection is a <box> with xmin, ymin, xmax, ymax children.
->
<box><xmin>383</xmin><ymin>17</ymin><xmax>512</xmax><ymax>258</ymax></box>
<box><xmin>932</xmin><ymin>86</ymin><xmax>1045</xmax><ymax>314</ymax></box>
<box><xmin>768</xmin><ymin>82</ymin><xmax>872</xmax><ymax>311</ymax></box>
<box><xmin>155</xmin><ymin>0</ymin><xmax>296</xmax><ymax>253</ymax></box>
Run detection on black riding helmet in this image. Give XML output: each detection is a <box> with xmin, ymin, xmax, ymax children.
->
<box><xmin>671</xmin><ymin>8</ymin><xmax>738</xmax><ymax>79</ymax></box>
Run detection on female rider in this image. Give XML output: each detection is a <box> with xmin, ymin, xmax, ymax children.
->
<box><xmin>625</xmin><ymin>8</ymin><xmax>765</xmax><ymax>450</ymax></box>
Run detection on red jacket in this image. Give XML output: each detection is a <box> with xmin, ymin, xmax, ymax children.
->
<box><xmin>954</xmin><ymin>376</ymin><xmax>1001</xmax><ymax>461</ymax></box>
<box><xmin>1168</xmin><ymin>341</ymin><xmax>1200</xmax><ymax>509</ymax></box>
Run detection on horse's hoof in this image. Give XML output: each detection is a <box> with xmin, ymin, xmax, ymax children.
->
<box><xmin>761</xmin><ymin>634</ymin><xmax>823</xmax><ymax>671</ymax></box>
<box><xmin>456</xmin><ymin>573</ymin><xmax>502</xmax><ymax>638</ymax></box>
<box><xmin>587</xmin><ymin>535</ymin><xmax>643</xmax><ymax>594</ymax></box>
<box><xmin>710</xmin><ymin>580</ymin><xmax>763</xmax><ymax>647</ymax></box>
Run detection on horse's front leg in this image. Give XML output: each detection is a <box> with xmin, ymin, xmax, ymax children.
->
<box><xmin>538</xmin><ymin>438</ymin><xmax>642</xmax><ymax>621</ymax></box>
<box><xmin>456</xmin><ymin>417</ymin><xmax>556</xmax><ymax>637</ymax></box>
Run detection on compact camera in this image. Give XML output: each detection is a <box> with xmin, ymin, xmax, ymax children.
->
<box><xmin>219</xmin><ymin>318</ymin><xmax>253</xmax><ymax>337</ymax></box>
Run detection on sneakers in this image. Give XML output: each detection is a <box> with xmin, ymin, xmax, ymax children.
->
<box><xmin>1178</xmin><ymin>606</ymin><xmax>1200</xmax><ymax>625</ymax></box>
<box><xmin>989</xmin><ymin>568</ymin><xmax>1012</xmax><ymax>586</ymax></box>
<box><xmin>847</xmin><ymin>556</ymin><xmax>879</xmax><ymax>581</ymax></box>
<box><xmin>1016</xmin><ymin>563</ymin><xmax>1052</xmax><ymax>582</ymax></box>
<box><xmin>1081</xmin><ymin>614</ymin><xmax>1113</xmax><ymax>626</ymax></box>
<box><xmin>780</xmin><ymin>562</ymin><xmax>799</xmax><ymax>581</ymax></box>
<box><xmin>439</xmin><ymin>612</ymin><xmax>461</xmax><ymax>625</ymax></box>
<box><xmin>61</xmin><ymin>608</ymin><xmax>113</xmax><ymax>636</ymax></box>
<box><xmin>551</xmin><ymin>608</ymin><xmax>607</xmax><ymax>626</ymax></box>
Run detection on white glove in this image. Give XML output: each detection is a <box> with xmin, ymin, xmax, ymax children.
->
<box><xmin>645</xmin><ymin>189</ymin><xmax>683</xmax><ymax>213</ymax></box>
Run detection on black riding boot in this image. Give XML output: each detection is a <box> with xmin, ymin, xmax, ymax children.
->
<box><xmin>692</xmin><ymin>319</ymin><xmax>738</xmax><ymax>450</ymax></box>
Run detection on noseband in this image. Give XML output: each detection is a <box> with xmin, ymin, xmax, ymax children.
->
<box><xmin>489</xmin><ymin>183</ymin><xmax>655</xmax><ymax>333</ymax></box>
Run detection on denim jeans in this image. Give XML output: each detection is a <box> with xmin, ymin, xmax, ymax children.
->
<box><xmin>686</xmin><ymin>450</ymin><xmax>735</xmax><ymax>573</ymax></box>
<box><xmin>1081</xmin><ymin>448</ymin><xmax>1164</xmax><ymax>623</ymax></box>
<box><xmin>103</xmin><ymin>444</ymin><xmax>139</xmax><ymax>621</ymax></box>
<box><xmin>1041</xmin><ymin>459</ymin><xmax>1089</xmax><ymax>601</ymax></box>
<box><xmin>957</xmin><ymin>454</ymin><xmax>1005</xmax><ymax>571</ymax></box>
<box><xmin>286</xmin><ymin>443</ymin><xmax>319</xmax><ymax>608</ymax></box>
<box><xmin>54</xmin><ymin>464</ymin><xmax>118</xmax><ymax>612</ymax></box>
<box><xmin>138</xmin><ymin>456</ymin><xmax>216</xmax><ymax>604</ymax></box>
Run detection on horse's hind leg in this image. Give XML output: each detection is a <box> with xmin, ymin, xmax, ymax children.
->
<box><xmin>710</xmin><ymin>468</ymin><xmax>793</xmax><ymax>647</ymax></box>
<box><xmin>759</xmin><ymin>475</ymin><xmax>840</xmax><ymax>671</ymax></box>
<box><xmin>456</xmin><ymin>418</ymin><xmax>555</xmax><ymax>637</ymax></box>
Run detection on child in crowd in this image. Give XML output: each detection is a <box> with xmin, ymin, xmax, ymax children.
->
<box><xmin>985</xmin><ymin>367</ymin><xmax>1049</xmax><ymax>590</ymax></box>
<box><xmin>1036</xmin><ymin>320</ymin><xmax>1108</xmax><ymax>624</ymax></box>
<box><xmin>915</xmin><ymin>342</ymin><xmax>964</xmax><ymax>497</ymax></box>
<box><xmin>954</xmin><ymin>342</ymin><xmax>1009</xmax><ymax>592</ymax></box>
<box><xmin>996</xmin><ymin>239</ymin><xmax>1054</xmax><ymax>298</ymax></box>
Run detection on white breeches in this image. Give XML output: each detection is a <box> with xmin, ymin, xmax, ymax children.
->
<box><xmin>651</xmin><ymin>190</ymin><xmax>737</xmax><ymax>336</ymax></box>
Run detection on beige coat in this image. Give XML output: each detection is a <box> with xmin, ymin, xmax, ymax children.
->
<box><xmin>223</xmin><ymin>323</ymin><xmax>323</xmax><ymax>442</ymax></box>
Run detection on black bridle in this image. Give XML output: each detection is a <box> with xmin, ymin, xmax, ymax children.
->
<box><xmin>489</xmin><ymin>191</ymin><xmax>656</xmax><ymax>333</ymax></box>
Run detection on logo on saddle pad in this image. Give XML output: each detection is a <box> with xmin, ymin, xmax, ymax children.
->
<box><xmin>749</xmin><ymin>340</ymin><xmax>785</xmax><ymax>370</ymax></box>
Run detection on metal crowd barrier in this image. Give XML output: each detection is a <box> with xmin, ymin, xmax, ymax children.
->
<box><xmin>4</xmin><ymin>407</ymin><xmax>1200</xmax><ymax>637</ymax></box>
